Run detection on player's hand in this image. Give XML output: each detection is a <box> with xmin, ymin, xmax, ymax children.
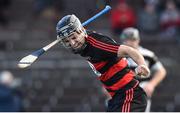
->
<box><xmin>135</xmin><ymin>65</ymin><xmax>150</xmax><ymax>77</ymax></box>
<box><xmin>143</xmin><ymin>82</ymin><xmax>155</xmax><ymax>97</ymax></box>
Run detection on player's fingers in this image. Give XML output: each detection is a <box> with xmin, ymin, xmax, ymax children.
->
<box><xmin>140</xmin><ymin>65</ymin><xmax>150</xmax><ymax>76</ymax></box>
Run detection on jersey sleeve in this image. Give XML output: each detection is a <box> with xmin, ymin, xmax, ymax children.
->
<box><xmin>86</xmin><ymin>31</ymin><xmax>120</xmax><ymax>59</ymax></box>
<box><xmin>149</xmin><ymin>54</ymin><xmax>164</xmax><ymax>71</ymax></box>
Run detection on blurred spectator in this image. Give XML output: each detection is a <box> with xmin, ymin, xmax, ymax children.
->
<box><xmin>110</xmin><ymin>1</ymin><xmax>137</xmax><ymax>37</ymax></box>
<box><xmin>52</xmin><ymin>0</ymin><xmax>64</xmax><ymax>14</ymax></box>
<box><xmin>145</xmin><ymin>0</ymin><xmax>160</xmax><ymax>7</ymax></box>
<box><xmin>174</xmin><ymin>0</ymin><xmax>180</xmax><ymax>8</ymax></box>
<box><xmin>33</xmin><ymin>0</ymin><xmax>64</xmax><ymax>20</ymax></box>
<box><xmin>0</xmin><ymin>71</ymin><xmax>23</xmax><ymax>111</ymax></box>
<box><xmin>137</xmin><ymin>2</ymin><xmax>160</xmax><ymax>34</ymax></box>
<box><xmin>160</xmin><ymin>0</ymin><xmax>180</xmax><ymax>37</ymax></box>
<box><xmin>158</xmin><ymin>0</ymin><xmax>180</xmax><ymax>11</ymax></box>
<box><xmin>96</xmin><ymin>0</ymin><xmax>110</xmax><ymax>9</ymax></box>
<box><xmin>0</xmin><ymin>0</ymin><xmax>11</xmax><ymax>27</ymax></box>
<box><xmin>33</xmin><ymin>0</ymin><xmax>53</xmax><ymax>16</ymax></box>
<box><xmin>96</xmin><ymin>0</ymin><xmax>106</xmax><ymax>9</ymax></box>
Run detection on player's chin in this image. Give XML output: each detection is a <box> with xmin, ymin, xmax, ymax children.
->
<box><xmin>74</xmin><ymin>44</ymin><xmax>83</xmax><ymax>49</ymax></box>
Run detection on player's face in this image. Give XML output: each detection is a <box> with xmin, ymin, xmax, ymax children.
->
<box><xmin>123</xmin><ymin>39</ymin><xmax>139</xmax><ymax>49</ymax></box>
<box><xmin>61</xmin><ymin>29</ymin><xmax>86</xmax><ymax>49</ymax></box>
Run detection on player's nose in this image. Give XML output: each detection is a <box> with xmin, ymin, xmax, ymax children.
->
<box><xmin>69</xmin><ymin>40</ymin><xmax>76</xmax><ymax>46</ymax></box>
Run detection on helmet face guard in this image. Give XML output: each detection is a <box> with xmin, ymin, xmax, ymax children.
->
<box><xmin>56</xmin><ymin>15</ymin><xmax>87</xmax><ymax>50</ymax></box>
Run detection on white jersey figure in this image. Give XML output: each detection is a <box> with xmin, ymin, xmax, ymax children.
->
<box><xmin>120</xmin><ymin>27</ymin><xmax>167</xmax><ymax>112</ymax></box>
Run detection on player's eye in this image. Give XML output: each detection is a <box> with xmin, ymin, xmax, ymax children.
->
<box><xmin>64</xmin><ymin>40</ymin><xmax>69</xmax><ymax>43</ymax></box>
<box><xmin>63</xmin><ymin>40</ymin><xmax>70</xmax><ymax>45</ymax></box>
<box><xmin>76</xmin><ymin>30</ymin><xmax>82</xmax><ymax>34</ymax></box>
<box><xmin>71</xmin><ymin>37</ymin><xmax>76</xmax><ymax>40</ymax></box>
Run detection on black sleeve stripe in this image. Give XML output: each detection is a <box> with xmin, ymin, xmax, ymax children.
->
<box><xmin>87</xmin><ymin>36</ymin><xmax>119</xmax><ymax>53</ymax></box>
<box><xmin>144</xmin><ymin>56</ymin><xmax>157</xmax><ymax>68</ymax></box>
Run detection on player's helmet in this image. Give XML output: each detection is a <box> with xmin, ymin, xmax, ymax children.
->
<box><xmin>120</xmin><ymin>27</ymin><xmax>140</xmax><ymax>40</ymax></box>
<box><xmin>56</xmin><ymin>14</ymin><xmax>83</xmax><ymax>40</ymax></box>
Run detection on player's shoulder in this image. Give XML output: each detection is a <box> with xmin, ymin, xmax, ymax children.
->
<box><xmin>138</xmin><ymin>46</ymin><xmax>155</xmax><ymax>57</ymax></box>
<box><xmin>87</xmin><ymin>30</ymin><xmax>117</xmax><ymax>43</ymax></box>
<box><xmin>87</xmin><ymin>30</ymin><xmax>106</xmax><ymax>38</ymax></box>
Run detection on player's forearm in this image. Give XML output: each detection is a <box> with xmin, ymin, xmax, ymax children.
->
<box><xmin>118</xmin><ymin>45</ymin><xmax>150</xmax><ymax>76</ymax></box>
<box><xmin>118</xmin><ymin>45</ymin><xmax>146</xmax><ymax>65</ymax></box>
<box><xmin>149</xmin><ymin>67</ymin><xmax>167</xmax><ymax>88</ymax></box>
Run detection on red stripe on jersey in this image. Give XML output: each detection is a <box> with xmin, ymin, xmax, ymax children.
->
<box><xmin>87</xmin><ymin>36</ymin><xmax>119</xmax><ymax>53</ymax></box>
<box><xmin>104</xmin><ymin>71</ymin><xmax>134</xmax><ymax>92</ymax></box>
<box><xmin>108</xmin><ymin>92</ymin><xmax>115</xmax><ymax>97</ymax></box>
<box><xmin>92</xmin><ymin>61</ymin><xmax>108</xmax><ymax>70</ymax></box>
<box><xmin>99</xmin><ymin>58</ymin><xmax>128</xmax><ymax>81</ymax></box>
<box><xmin>87</xmin><ymin>39</ymin><xmax>116</xmax><ymax>53</ymax></box>
<box><xmin>88</xmin><ymin>36</ymin><xmax>119</xmax><ymax>49</ymax></box>
<box><xmin>87</xmin><ymin>36</ymin><xmax>118</xmax><ymax>52</ymax></box>
<box><xmin>87</xmin><ymin>38</ymin><xmax>117</xmax><ymax>53</ymax></box>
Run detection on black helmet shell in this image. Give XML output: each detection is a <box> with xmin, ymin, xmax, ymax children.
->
<box><xmin>56</xmin><ymin>14</ymin><xmax>82</xmax><ymax>40</ymax></box>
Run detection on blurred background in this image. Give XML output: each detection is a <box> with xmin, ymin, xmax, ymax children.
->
<box><xmin>0</xmin><ymin>0</ymin><xmax>180</xmax><ymax>111</ymax></box>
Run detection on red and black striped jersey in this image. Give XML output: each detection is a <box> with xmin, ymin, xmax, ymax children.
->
<box><xmin>79</xmin><ymin>31</ymin><xmax>135</xmax><ymax>97</ymax></box>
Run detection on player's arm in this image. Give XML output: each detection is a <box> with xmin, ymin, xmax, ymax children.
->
<box><xmin>117</xmin><ymin>45</ymin><xmax>150</xmax><ymax>76</ymax></box>
<box><xmin>149</xmin><ymin>63</ymin><xmax>167</xmax><ymax>88</ymax></box>
<box><xmin>143</xmin><ymin>61</ymin><xmax>166</xmax><ymax>97</ymax></box>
